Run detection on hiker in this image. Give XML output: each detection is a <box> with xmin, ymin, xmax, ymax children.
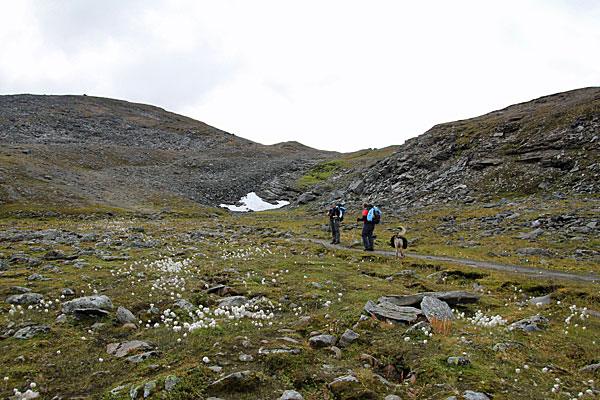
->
<box><xmin>327</xmin><ymin>201</ymin><xmax>341</xmax><ymax>244</ymax></box>
<box><xmin>357</xmin><ymin>203</ymin><xmax>375</xmax><ymax>251</ymax></box>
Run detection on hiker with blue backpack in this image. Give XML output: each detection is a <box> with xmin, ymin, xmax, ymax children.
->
<box><xmin>357</xmin><ymin>202</ymin><xmax>381</xmax><ymax>251</ymax></box>
<box><xmin>327</xmin><ymin>201</ymin><xmax>345</xmax><ymax>244</ymax></box>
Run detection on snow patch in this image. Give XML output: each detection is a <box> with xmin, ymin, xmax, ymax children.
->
<box><xmin>220</xmin><ymin>192</ymin><xmax>289</xmax><ymax>212</ymax></box>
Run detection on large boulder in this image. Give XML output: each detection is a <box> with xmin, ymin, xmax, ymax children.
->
<box><xmin>420</xmin><ymin>296</ymin><xmax>456</xmax><ymax>323</ymax></box>
<box><xmin>14</xmin><ymin>325</ymin><xmax>50</xmax><ymax>339</ymax></box>
<box><xmin>61</xmin><ymin>295</ymin><xmax>114</xmax><ymax>315</ymax></box>
<box><xmin>6</xmin><ymin>293</ymin><xmax>44</xmax><ymax>305</ymax></box>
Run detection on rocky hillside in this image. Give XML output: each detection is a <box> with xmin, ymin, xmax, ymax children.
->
<box><xmin>304</xmin><ymin>87</ymin><xmax>600</xmax><ymax>213</ymax></box>
<box><xmin>0</xmin><ymin>95</ymin><xmax>335</xmax><ymax>211</ymax></box>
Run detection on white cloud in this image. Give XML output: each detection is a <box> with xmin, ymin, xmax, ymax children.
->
<box><xmin>1</xmin><ymin>0</ymin><xmax>599</xmax><ymax>152</ymax></box>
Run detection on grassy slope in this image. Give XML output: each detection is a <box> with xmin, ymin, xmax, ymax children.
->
<box><xmin>1</xmin><ymin>206</ymin><xmax>598</xmax><ymax>399</ymax></box>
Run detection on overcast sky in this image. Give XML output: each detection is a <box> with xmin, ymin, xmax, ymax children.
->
<box><xmin>1</xmin><ymin>1</ymin><xmax>599</xmax><ymax>152</ymax></box>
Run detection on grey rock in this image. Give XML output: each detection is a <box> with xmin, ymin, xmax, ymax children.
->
<box><xmin>463</xmin><ymin>390</ymin><xmax>490</xmax><ymax>400</ymax></box>
<box><xmin>107</xmin><ymin>340</ymin><xmax>152</xmax><ymax>358</ymax></box>
<box><xmin>6</xmin><ymin>293</ymin><xmax>44</xmax><ymax>305</ymax></box>
<box><xmin>308</xmin><ymin>282</ymin><xmax>323</xmax><ymax>289</ymax></box>
<box><xmin>61</xmin><ymin>288</ymin><xmax>75</xmax><ymax>296</ymax></box>
<box><xmin>444</xmin><ymin>397</ymin><xmax>458</xmax><ymax>400</ymax></box>
<box><xmin>42</xmin><ymin>265</ymin><xmax>61</xmax><ymax>273</ymax></box>
<box><xmin>116</xmin><ymin>306</ymin><xmax>137</xmax><ymax>324</ymax></box>
<box><xmin>61</xmin><ymin>295</ymin><xmax>114</xmax><ymax>314</ymax></box>
<box><xmin>174</xmin><ymin>299</ymin><xmax>195</xmax><ymax>311</ymax></box>
<box><xmin>384</xmin><ymin>396</ymin><xmax>402</xmax><ymax>400</ymax></box>
<box><xmin>109</xmin><ymin>385</ymin><xmax>127</xmax><ymax>395</ymax></box>
<box><xmin>508</xmin><ymin>314</ymin><xmax>549</xmax><ymax>332</ymax></box>
<box><xmin>130</xmin><ymin>385</ymin><xmax>140</xmax><ymax>399</ymax></box>
<box><xmin>527</xmin><ymin>294</ymin><xmax>552</xmax><ymax>306</ymax></box>
<box><xmin>56</xmin><ymin>314</ymin><xmax>68</xmax><ymax>323</ymax></box>
<box><xmin>517</xmin><ymin>228</ymin><xmax>544</xmax><ymax>240</ymax></box>
<box><xmin>0</xmin><ymin>260</ymin><xmax>9</xmax><ymax>271</ymax></box>
<box><xmin>209</xmin><ymin>370</ymin><xmax>259</xmax><ymax>391</ymax></box>
<box><xmin>579</xmin><ymin>363</ymin><xmax>600</xmax><ymax>372</ymax></box>
<box><xmin>14</xmin><ymin>325</ymin><xmax>50</xmax><ymax>339</ymax></box>
<box><xmin>364</xmin><ymin>300</ymin><xmax>422</xmax><ymax>325</ymax></box>
<box><xmin>216</xmin><ymin>296</ymin><xmax>248</xmax><ymax>308</ymax></box>
<box><xmin>27</xmin><ymin>273</ymin><xmax>43</xmax><ymax>281</ymax></box>
<box><xmin>143</xmin><ymin>380</ymin><xmax>156</xmax><ymax>399</ymax></box>
<box><xmin>126</xmin><ymin>351</ymin><xmax>160</xmax><ymax>363</ymax></box>
<box><xmin>309</xmin><ymin>334</ymin><xmax>337</xmax><ymax>348</ymax></box>
<box><xmin>164</xmin><ymin>375</ymin><xmax>181</xmax><ymax>392</ymax></box>
<box><xmin>44</xmin><ymin>249</ymin><xmax>77</xmax><ymax>261</ymax></box>
<box><xmin>327</xmin><ymin>375</ymin><xmax>360</xmax><ymax>393</ymax></box>
<box><xmin>447</xmin><ymin>356</ymin><xmax>470</xmax><ymax>366</ymax></box>
<box><xmin>515</xmin><ymin>247</ymin><xmax>552</xmax><ymax>257</ymax></box>
<box><xmin>279</xmin><ymin>390</ymin><xmax>304</xmax><ymax>400</ymax></box>
<box><xmin>338</xmin><ymin>329</ymin><xmax>360</xmax><ymax>348</ymax></box>
<box><xmin>239</xmin><ymin>354</ymin><xmax>254</xmax><ymax>361</ymax></box>
<box><xmin>380</xmin><ymin>291</ymin><xmax>480</xmax><ymax>307</ymax></box>
<box><xmin>421</xmin><ymin>296</ymin><xmax>456</xmax><ymax>323</ymax></box>
<box><xmin>258</xmin><ymin>347</ymin><xmax>301</xmax><ymax>355</ymax></box>
<box><xmin>492</xmin><ymin>342</ymin><xmax>523</xmax><ymax>353</ymax></box>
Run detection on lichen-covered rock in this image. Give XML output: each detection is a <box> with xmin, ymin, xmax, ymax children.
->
<box><xmin>62</xmin><ymin>295</ymin><xmax>114</xmax><ymax>314</ymax></box>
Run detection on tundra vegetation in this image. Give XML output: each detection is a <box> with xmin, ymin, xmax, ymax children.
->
<box><xmin>1</xmin><ymin>201</ymin><xmax>598</xmax><ymax>400</ymax></box>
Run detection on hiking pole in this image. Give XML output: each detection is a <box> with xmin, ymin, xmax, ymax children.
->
<box><xmin>351</xmin><ymin>223</ymin><xmax>356</xmax><ymax>243</ymax></box>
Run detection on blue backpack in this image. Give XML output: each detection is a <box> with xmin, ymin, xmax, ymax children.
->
<box><xmin>338</xmin><ymin>205</ymin><xmax>346</xmax><ymax>221</ymax></box>
<box><xmin>367</xmin><ymin>206</ymin><xmax>381</xmax><ymax>224</ymax></box>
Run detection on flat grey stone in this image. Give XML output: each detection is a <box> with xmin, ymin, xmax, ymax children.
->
<box><xmin>62</xmin><ymin>295</ymin><xmax>114</xmax><ymax>314</ymax></box>
<box><xmin>209</xmin><ymin>370</ymin><xmax>259</xmax><ymax>391</ymax></box>
<box><xmin>279</xmin><ymin>389</ymin><xmax>304</xmax><ymax>399</ymax></box>
<box><xmin>579</xmin><ymin>363</ymin><xmax>600</xmax><ymax>372</ymax></box>
<box><xmin>174</xmin><ymin>299</ymin><xmax>195</xmax><ymax>311</ymax></box>
<box><xmin>107</xmin><ymin>340</ymin><xmax>152</xmax><ymax>358</ymax></box>
<box><xmin>508</xmin><ymin>314</ymin><xmax>549</xmax><ymax>332</ymax></box>
<box><xmin>463</xmin><ymin>390</ymin><xmax>490</xmax><ymax>400</ymax></box>
<box><xmin>364</xmin><ymin>300</ymin><xmax>422</xmax><ymax>325</ymax></box>
<box><xmin>14</xmin><ymin>325</ymin><xmax>50</xmax><ymax>339</ymax></box>
<box><xmin>421</xmin><ymin>296</ymin><xmax>456</xmax><ymax>323</ymax></box>
<box><xmin>380</xmin><ymin>291</ymin><xmax>480</xmax><ymax>307</ymax></box>
<box><xmin>338</xmin><ymin>329</ymin><xmax>360</xmax><ymax>348</ymax></box>
<box><xmin>6</xmin><ymin>293</ymin><xmax>44</xmax><ymax>305</ymax></box>
<box><xmin>216</xmin><ymin>296</ymin><xmax>248</xmax><ymax>308</ymax></box>
<box><xmin>527</xmin><ymin>294</ymin><xmax>552</xmax><ymax>306</ymax></box>
<box><xmin>384</xmin><ymin>395</ymin><xmax>403</xmax><ymax>400</ymax></box>
<box><xmin>126</xmin><ymin>351</ymin><xmax>160</xmax><ymax>363</ymax></box>
<box><xmin>309</xmin><ymin>334</ymin><xmax>337</xmax><ymax>348</ymax></box>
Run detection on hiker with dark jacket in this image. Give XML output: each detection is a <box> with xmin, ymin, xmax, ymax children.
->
<box><xmin>327</xmin><ymin>201</ymin><xmax>341</xmax><ymax>244</ymax></box>
<box><xmin>357</xmin><ymin>203</ymin><xmax>374</xmax><ymax>251</ymax></box>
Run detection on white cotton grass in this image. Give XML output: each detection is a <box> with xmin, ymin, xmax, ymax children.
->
<box><xmin>467</xmin><ymin>310</ymin><xmax>507</xmax><ymax>328</ymax></box>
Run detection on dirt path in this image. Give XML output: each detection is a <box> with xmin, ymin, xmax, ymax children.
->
<box><xmin>303</xmin><ymin>238</ymin><xmax>600</xmax><ymax>284</ymax></box>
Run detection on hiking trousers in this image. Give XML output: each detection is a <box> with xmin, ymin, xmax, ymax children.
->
<box><xmin>362</xmin><ymin>222</ymin><xmax>374</xmax><ymax>250</ymax></box>
<box><xmin>330</xmin><ymin>218</ymin><xmax>340</xmax><ymax>243</ymax></box>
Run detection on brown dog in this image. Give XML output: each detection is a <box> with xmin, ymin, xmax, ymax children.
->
<box><xmin>389</xmin><ymin>226</ymin><xmax>408</xmax><ymax>258</ymax></box>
